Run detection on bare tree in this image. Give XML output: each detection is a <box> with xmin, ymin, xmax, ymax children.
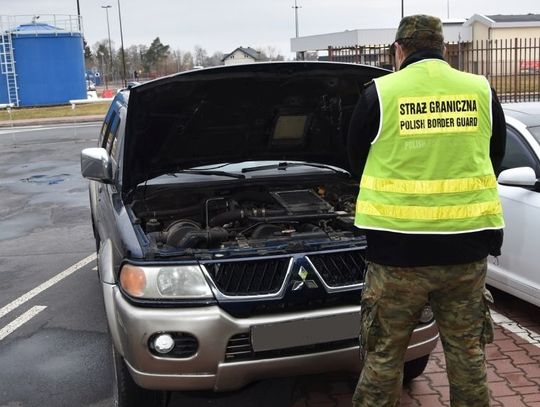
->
<box><xmin>257</xmin><ymin>46</ymin><xmax>285</xmax><ymax>61</ymax></box>
<box><xmin>170</xmin><ymin>49</ymin><xmax>183</xmax><ymax>72</ymax></box>
<box><xmin>125</xmin><ymin>45</ymin><xmax>145</xmax><ymax>79</ymax></box>
<box><xmin>205</xmin><ymin>51</ymin><xmax>224</xmax><ymax>67</ymax></box>
<box><xmin>93</xmin><ymin>40</ymin><xmax>116</xmax><ymax>84</ymax></box>
<box><xmin>194</xmin><ymin>45</ymin><xmax>208</xmax><ymax>67</ymax></box>
<box><xmin>304</xmin><ymin>51</ymin><xmax>319</xmax><ymax>61</ymax></box>
<box><xmin>182</xmin><ymin>52</ymin><xmax>194</xmax><ymax>70</ymax></box>
<box><xmin>89</xmin><ymin>39</ymin><xmax>237</xmax><ymax>81</ymax></box>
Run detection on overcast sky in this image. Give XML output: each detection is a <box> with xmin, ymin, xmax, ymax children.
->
<box><xmin>1</xmin><ymin>0</ymin><xmax>539</xmax><ymax>57</ymax></box>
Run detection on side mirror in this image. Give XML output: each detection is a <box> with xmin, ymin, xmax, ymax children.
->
<box><xmin>497</xmin><ymin>166</ymin><xmax>538</xmax><ymax>188</ymax></box>
<box><xmin>81</xmin><ymin>147</ymin><xmax>113</xmax><ymax>183</ymax></box>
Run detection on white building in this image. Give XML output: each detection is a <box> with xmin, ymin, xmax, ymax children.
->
<box><xmin>222</xmin><ymin>47</ymin><xmax>263</xmax><ymax>66</ymax></box>
<box><xmin>291</xmin><ymin>20</ymin><xmax>470</xmax><ymax>54</ymax></box>
<box><xmin>290</xmin><ymin>14</ymin><xmax>540</xmax><ymax>53</ymax></box>
<box><xmin>465</xmin><ymin>14</ymin><xmax>540</xmax><ymax>41</ymax></box>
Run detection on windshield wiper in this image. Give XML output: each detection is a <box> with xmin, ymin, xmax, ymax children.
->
<box><xmin>241</xmin><ymin>161</ymin><xmax>348</xmax><ymax>175</ymax></box>
<box><xmin>175</xmin><ymin>169</ymin><xmax>245</xmax><ymax>179</ymax></box>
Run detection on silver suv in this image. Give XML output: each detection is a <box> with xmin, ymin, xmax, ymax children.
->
<box><xmin>81</xmin><ymin>62</ymin><xmax>439</xmax><ymax>407</ymax></box>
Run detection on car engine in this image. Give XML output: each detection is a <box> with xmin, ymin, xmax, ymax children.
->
<box><xmin>130</xmin><ymin>181</ymin><xmax>361</xmax><ymax>254</ymax></box>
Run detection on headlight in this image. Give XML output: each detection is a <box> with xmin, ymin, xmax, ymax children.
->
<box><xmin>157</xmin><ymin>267</ymin><xmax>213</xmax><ymax>297</ymax></box>
<box><xmin>119</xmin><ymin>264</ymin><xmax>213</xmax><ymax>299</ymax></box>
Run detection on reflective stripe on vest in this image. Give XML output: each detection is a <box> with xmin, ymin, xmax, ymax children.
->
<box><xmin>354</xmin><ymin>59</ymin><xmax>504</xmax><ymax>234</ymax></box>
<box><xmin>356</xmin><ymin>200</ymin><xmax>502</xmax><ymax>221</ymax></box>
<box><xmin>360</xmin><ymin>174</ymin><xmax>498</xmax><ymax>195</ymax></box>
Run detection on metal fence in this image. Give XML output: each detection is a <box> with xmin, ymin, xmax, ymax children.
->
<box><xmin>328</xmin><ymin>38</ymin><xmax>540</xmax><ymax>103</ymax></box>
<box><xmin>0</xmin><ymin>15</ymin><xmax>83</xmax><ymax>35</ymax></box>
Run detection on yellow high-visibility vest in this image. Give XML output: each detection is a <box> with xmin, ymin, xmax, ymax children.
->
<box><xmin>354</xmin><ymin>59</ymin><xmax>504</xmax><ymax>233</ymax></box>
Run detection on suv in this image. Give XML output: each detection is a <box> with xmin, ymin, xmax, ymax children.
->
<box><xmin>81</xmin><ymin>62</ymin><xmax>439</xmax><ymax>407</ymax></box>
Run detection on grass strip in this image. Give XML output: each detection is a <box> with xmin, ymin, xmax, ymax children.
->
<box><xmin>0</xmin><ymin>102</ymin><xmax>111</xmax><ymax>121</ymax></box>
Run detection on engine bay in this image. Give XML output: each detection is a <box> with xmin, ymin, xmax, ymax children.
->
<box><xmin>129</xmin><ymin>178</ymin><xmax>363</xmax><ymax>256</ymax></box>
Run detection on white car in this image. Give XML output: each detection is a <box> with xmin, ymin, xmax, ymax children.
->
<box><xmin>488</xmin><ymin>102</ymin><xmax>540</xmax><ymax>306</ymax></box>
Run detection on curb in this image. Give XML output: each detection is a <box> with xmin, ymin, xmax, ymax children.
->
<box><xmin>0</xmin><ymin>115</ymin><xmax>104</xmax><ymax>128</ymax></box>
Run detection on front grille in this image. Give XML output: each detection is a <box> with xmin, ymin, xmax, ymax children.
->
<box><xmin>308</xmin><ymin>250</ymin><xmax>366</xmax><ymax>287</ymax></box>
<box><xmin>224</xmin><ymin>333</ymin><xmax>358</xmax><ymax>362</ymax></box>
<box><xmin>205</xmin><ymin>258</ymin><xmax>290</xmax><ymax>296</ymax></box>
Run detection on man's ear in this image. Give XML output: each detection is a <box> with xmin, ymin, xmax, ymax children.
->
<box><xmin>395</xmin><ymin>43</ymin><xmax>404</xmax><ymax>70</ymax></box>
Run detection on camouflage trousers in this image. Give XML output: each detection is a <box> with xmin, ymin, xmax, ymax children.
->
<box><xmin>352</xmin><ymin>259</ymin><xmax>494</xmax><ymax>407</ymax></box>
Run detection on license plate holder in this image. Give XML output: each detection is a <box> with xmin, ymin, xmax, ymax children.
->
<box><xmin>251</xmin><ymin>313</ymin><xmax>360</xmax><ymax>352</ymax></box>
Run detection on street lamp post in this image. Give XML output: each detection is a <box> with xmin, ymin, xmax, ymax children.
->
<box><xmin>101</xmin><ymin>5</ymin><xmax>113</xmax><ymax>89</ymax></box>
<box><xmin>76</xmin><ymin>0</ymin><xmax>82</xmax><ymax>32</ymax></box>
<box><xmin>98</xmin><ymin>51</ymin><xmax>108</xmax><ymax>90</ymax></box>
<box><xmin>117</xmin><ymin>0</ymin><xmax>128</xmax><ymax>87</ymax></box>
<box><xmin>401</xmin><ymin>0</ymin><xmax>404</xmax><ymax>18</ymax></box>
<box><xmin>293</xmin><ymin>0</ymin><xmax>300</xmax><ymax>38</ymax></box>
<box><xmin>293</xmin><ymin>0</ymin><xmax>304</xmax><ymax>61</ymax></box>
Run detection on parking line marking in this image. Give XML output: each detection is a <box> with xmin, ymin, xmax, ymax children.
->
<box><xmin>0</xmin><ymin>306</ymin><xmax>47</xmax><ymax>341</ymax></box>
<box><xmin>0</xmin><ymin>253</ymin><xmax>96</xmax><ymax>320</ymax></box>
<box><xmin>491</xmin><ymin>310</ymin><xmax>540</xmax><ymax>348</ymax></box>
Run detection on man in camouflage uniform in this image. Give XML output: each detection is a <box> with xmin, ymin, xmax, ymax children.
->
<box><xmin>347</xmin><ymin>14</ymin><xmax>506</xmax><ymax>407</ymax></box>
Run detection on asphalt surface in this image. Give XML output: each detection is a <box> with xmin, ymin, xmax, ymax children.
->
<box><xmin>0</xmin><ymin>122</ymin><xmax>354</xmax><ymax>407</ymax></box>
<box><xmin>0</xmin><ymin>123</ymin><xmax>110</xmax><ymax>406</ymax></box>
<box><xmin>0</xmin><ymin>122</ymin><xmax>538</xmax><ymax>407</ymax></box>
<box><xmin>0</xmin><ymin>115</ymin><xmax>104</xmax><ymax>129</ymax></box>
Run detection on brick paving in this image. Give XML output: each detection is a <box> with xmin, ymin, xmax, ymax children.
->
<box><xmin>291</xmin><ymin>290</ymin><xmax>540</xmax><ymax>407</ymax></box>
<box><xmin>401</xmin><ymin>323</ymin><xmax>540</xmax><ymax>407</ymax></box>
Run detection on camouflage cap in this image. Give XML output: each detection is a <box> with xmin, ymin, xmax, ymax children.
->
<box><xmin>395</xmin><ymin>14</ymin><xmax>444</xmax><ymax>42</ymax></box>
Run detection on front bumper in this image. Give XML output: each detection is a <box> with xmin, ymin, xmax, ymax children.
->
<box><xmin>104</xmin><ymin>284</ymin><xmax>439</xmax><ymax>391</ymax></box>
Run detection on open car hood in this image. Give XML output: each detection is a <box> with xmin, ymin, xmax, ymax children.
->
<box><xmin>122</xmin><ymin>62</ymin><xmax>389</xmax><ymax>195</ymax></box>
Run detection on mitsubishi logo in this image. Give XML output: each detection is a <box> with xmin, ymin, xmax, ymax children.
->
<box><xmin>298</xmin><ymin>266</ymin><xmax>309</xmax><ymax>281</ymax></box>
<box><xmin>291</xmin><ymin>266</ymin><xmax>319</xmax><ymax>291</ymax></box>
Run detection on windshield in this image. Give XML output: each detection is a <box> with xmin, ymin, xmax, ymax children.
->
<box><xmin>145</xmin><ymin>161</ymin><xmax>348</xmax><ymax>185</ymax></box>
<box><xmin>240</xmin><ymin>161</ymin><xmax>349</xmax><ymax>175</ymax></box>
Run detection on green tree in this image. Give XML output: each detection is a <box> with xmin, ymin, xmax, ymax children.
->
<box><xmin>143</xmin><ymin>37</ymin><xmax>170</xmax><ymax>73</ymax></box>
<box><xmin>83</xmin><ymin>38</ymin><xmax>93</xmax><ymax>66</ymax></box>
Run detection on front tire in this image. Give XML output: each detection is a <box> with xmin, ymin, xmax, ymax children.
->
<box><xmin>112</xmin><ymin>346</ymin><xmax>168</xmax><ymax>407</ymax></box>
<box><xmin>403</xmin><ymin>355</ymin><xmax>430</xmax><ymax>383</ymax></box>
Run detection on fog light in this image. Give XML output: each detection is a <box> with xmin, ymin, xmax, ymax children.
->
<box><xmin>154</xmin><ymin>334</ymin><xmax>175</xmax><ymax>354</ymax></box>
<box><xmin>419</xmin><ymin>305</ymin><xmax>434</xmax><ymax>323</ymax></box>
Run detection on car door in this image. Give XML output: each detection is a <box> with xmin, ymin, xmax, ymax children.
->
<box><xmin>488</xmin><ymin>117</ymin><xmax>540</xmax><ymax>306</ymax></box>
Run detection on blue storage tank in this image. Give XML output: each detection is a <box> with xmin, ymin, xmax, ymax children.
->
<box><xmin>0</xmin><ymin>74</ymin><xmax>7</xmax><ymax>105</ymax></box>
<box><xmin>7</xmin><ymin>22</ymin><xmax>86</xmax><ymax>106</ymax></box>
